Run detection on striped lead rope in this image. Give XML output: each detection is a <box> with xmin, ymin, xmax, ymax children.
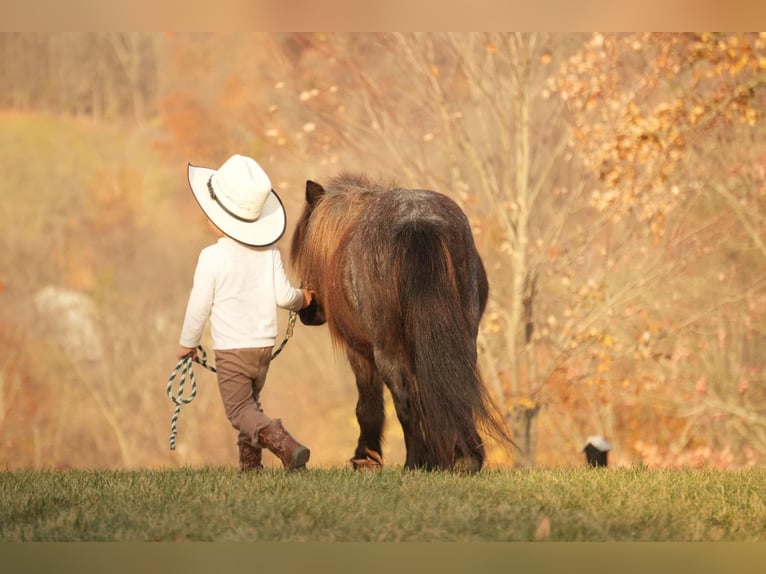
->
<box><xmin>166</xmin><ymin>346</ymin><xmax>216</xmax><ymax>451</ymax></box>
<box><xmin>270</xmin><ymin>310</ymin><xmax>297</xmax><ymax>359</ymax></box>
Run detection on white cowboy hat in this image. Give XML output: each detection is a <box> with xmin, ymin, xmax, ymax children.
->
<box><xmin>187</xmin><ymin>154</ymin><xmax>286</xmax><ymax>247</ymax></box>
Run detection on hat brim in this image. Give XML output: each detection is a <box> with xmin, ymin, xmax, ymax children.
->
<box><xmin>187</xmin><ymin>163</ymin><xmax>286</xmax><ymax>247</ymax></box>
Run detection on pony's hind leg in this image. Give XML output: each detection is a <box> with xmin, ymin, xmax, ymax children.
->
<box><xmin>390</xmin><ymin>391</ymin><xmax>434</xmax><ymax>471</ymax></box>
<box><xmin>347</xmin><ymin>349</ymin><xmax>385</xmax><ymax>470</ymax></box>
<box><xmin>453</xmin><ymin>426</ymin><xmax>485</xmax><ymax>474</ymax></box>
<box><xmin>374</xmin><ymin>352</ymin><xmax>435</xmax><ymax>470</ymax></box>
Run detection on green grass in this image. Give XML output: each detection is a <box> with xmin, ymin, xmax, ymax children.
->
<box><xmin>1</xmin><ymin>467</ymin><xmax>765</xmax><ymax>542</ymax></box>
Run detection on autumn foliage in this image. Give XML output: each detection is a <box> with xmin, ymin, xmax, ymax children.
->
<box><xmin>1</xmin><ymin>33</ymin><xmax>765</xmax><ymax>470</ymax></box>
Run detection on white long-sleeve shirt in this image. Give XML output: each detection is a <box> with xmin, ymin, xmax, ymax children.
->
<box><xmin>179</xmin><ymin>237</ymin><xmax>304</xmax><ymax>350</ymax></box>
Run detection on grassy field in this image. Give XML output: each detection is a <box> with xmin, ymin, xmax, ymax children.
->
<box><xmin>2</xmin><ymin>466</ymin><xmax>766</xmax><ymax>543</ymax></box>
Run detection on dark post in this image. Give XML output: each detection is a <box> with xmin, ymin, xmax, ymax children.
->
<box><xmin>583</xmin><ymin>435</ymin><xmax>611</xmax><ymax>467</ymax></box>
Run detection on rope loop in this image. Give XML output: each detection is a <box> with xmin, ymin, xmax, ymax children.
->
<box><xmin>166</xmin><ymin>345</ymin><xmax>216</xmax><ymax>451</ymax></box>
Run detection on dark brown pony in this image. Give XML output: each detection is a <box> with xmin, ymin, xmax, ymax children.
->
<box><xmin>290</xmin><ymin>173</ymin><xmax>511</xmax><ymax>472</ymax></box>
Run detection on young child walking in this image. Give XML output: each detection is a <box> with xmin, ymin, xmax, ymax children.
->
<box><xmin>177</xmin><ymin>154</ymin><xmax>312</xmax><ymax>471</ymax></box>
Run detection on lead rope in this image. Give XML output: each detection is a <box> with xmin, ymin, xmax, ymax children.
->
<box><xmin>166</xmin><ymin>346</ymin><xmax>215</xmax><ymax>451</ymax></box>
<box><xmin>270</xmin><ymin>309</ymin><xmax>297</xmax><ymax>359</ymax></box>
<box><xmin>166</xmin><ymin>310</ymin><xmax>298</xmax><ymax>451</ymax></box>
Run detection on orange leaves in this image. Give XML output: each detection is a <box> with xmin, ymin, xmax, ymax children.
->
<box><xmin>514</xmin><ymin>396</ymin><xmax>538</xmax><ymax>410</ymax></box>
<box><xmin>553</xmin><ymin>33</ymin><xmax>765</xmax><ymax>235</ymax></box>
<box><xmin>689</xmin><ymin>32</ymin><xmax>765</xmax><ymax>79</ymax></box>
<box><xmin>484</xmin><ymin>311</ymin><xmax>503</xmax><ymax>334</ymax></box>
<box><xmin>688</xmin><ymin>104</ymin><xmax>706</xmax><ymax>125</ymax></box>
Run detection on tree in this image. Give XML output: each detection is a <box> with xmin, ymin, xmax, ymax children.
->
<box><xmin>270</xmin><ymin>32</ymin><xmax>766</xmax><ymax>468</ymax></box>
<box><xmin>0</xmin><ymin>33</ymin><xmax>157</xmax><ymax>121</ymax></box>
<box><xmin>265</xmin><ymin>33</ymin><xmax>594</xmax><ymax>466</ymax></box>
<box><xmin>552</xmin><ymin>33</ymin><xmax>766</xmax><ymax>466</ymax></box>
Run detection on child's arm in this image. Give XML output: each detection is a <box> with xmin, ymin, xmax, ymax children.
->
<box><xmin>272</xmin><ymin>248</ymin><xmax>309</xmax><ymax>311</ymax></box>
<box><xmin>178</xmin><ymin>249</ymin><xmax>215</xmax><ymax>352</ymax></box>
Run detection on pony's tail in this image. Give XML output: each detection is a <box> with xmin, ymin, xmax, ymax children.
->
<box><xmin>392</xmin><ymin>221</ymin><xmax>510</xmax><ymax>469</ymax></box>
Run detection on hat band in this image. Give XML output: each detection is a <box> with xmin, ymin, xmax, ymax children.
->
<box><xmin>207</xmin><ymin>176</ymin><xmax>260</xmax><ymax>222</ymax></box>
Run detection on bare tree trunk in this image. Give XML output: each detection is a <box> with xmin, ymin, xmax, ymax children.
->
<box><xmin>109</xmin><ymin>33</ymin><xmax>150</xmax><ymax>122</ymax></box>
<box><xmin>505</xmin><ymin>33</ymin><xmax>540</xmax><ymax>467</ymax></box>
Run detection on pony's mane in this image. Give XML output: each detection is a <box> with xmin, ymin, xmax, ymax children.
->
<box><xmin>294</xmin><ymin>172</ymin><xmax>399</xmax><ymax>291</ymax></box>
<box><xmin>325</xmin><ymin>171</ymin><xmax>399</xmax><ymax>195</ymax></box>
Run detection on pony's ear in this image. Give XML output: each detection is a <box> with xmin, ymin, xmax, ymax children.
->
<box><xmin>306</xmin><ymin>180</ymin><xmax>325</xmax><ymax>207</ymax></box>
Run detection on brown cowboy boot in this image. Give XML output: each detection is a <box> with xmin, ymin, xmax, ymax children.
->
<box><xmin>239</xmin><ymin>442</ymin><xmax>263</xmax><ymax>472</ymax></box>
<box><xmin>258</xmin><ymin>419</ymin><xmax>310</xmax><ymax>470</ymax></box>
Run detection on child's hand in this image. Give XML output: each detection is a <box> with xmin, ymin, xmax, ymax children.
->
<box><xmin>301</xmin><ymin>289</ymin><xmax>313</xmax><ymax>309</ymax></box>
<box><xmin>177</xmin><ymin>346</ymin><xmax>198</xmax><ymax>361</ymax></box>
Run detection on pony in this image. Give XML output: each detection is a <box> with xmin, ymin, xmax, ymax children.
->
<box><xmin>290</xmin><ymin>173</ymin><xmax>512</xmax><ymax>472</ymax></box>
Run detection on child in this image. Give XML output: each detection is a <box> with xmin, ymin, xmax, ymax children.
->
<box><xmin>178</xmin><ymin>154</ymin><xmax>312</xmax><ymax>471</ymax></box>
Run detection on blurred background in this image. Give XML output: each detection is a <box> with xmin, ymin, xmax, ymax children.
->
<box><xmin>1</xmin><ymin>33</ymin><xmax>765</xmax><ymax>470</ymax></box>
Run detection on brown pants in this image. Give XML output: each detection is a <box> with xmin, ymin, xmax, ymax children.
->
<box><xmin>214</xmin><ymin>347</ymin><xmax>274</xmax><ymax>448</ymax></box>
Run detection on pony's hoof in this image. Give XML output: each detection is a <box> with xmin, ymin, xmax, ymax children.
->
<box><xmin>350</xmin><ymin>448</ymin><xmax>383</xmax><ymax>471</ymax></box>
<box><xmin>452</xmin><ymin>456</ymin><xmax>481</xmax><ymax>474</ymax></box>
